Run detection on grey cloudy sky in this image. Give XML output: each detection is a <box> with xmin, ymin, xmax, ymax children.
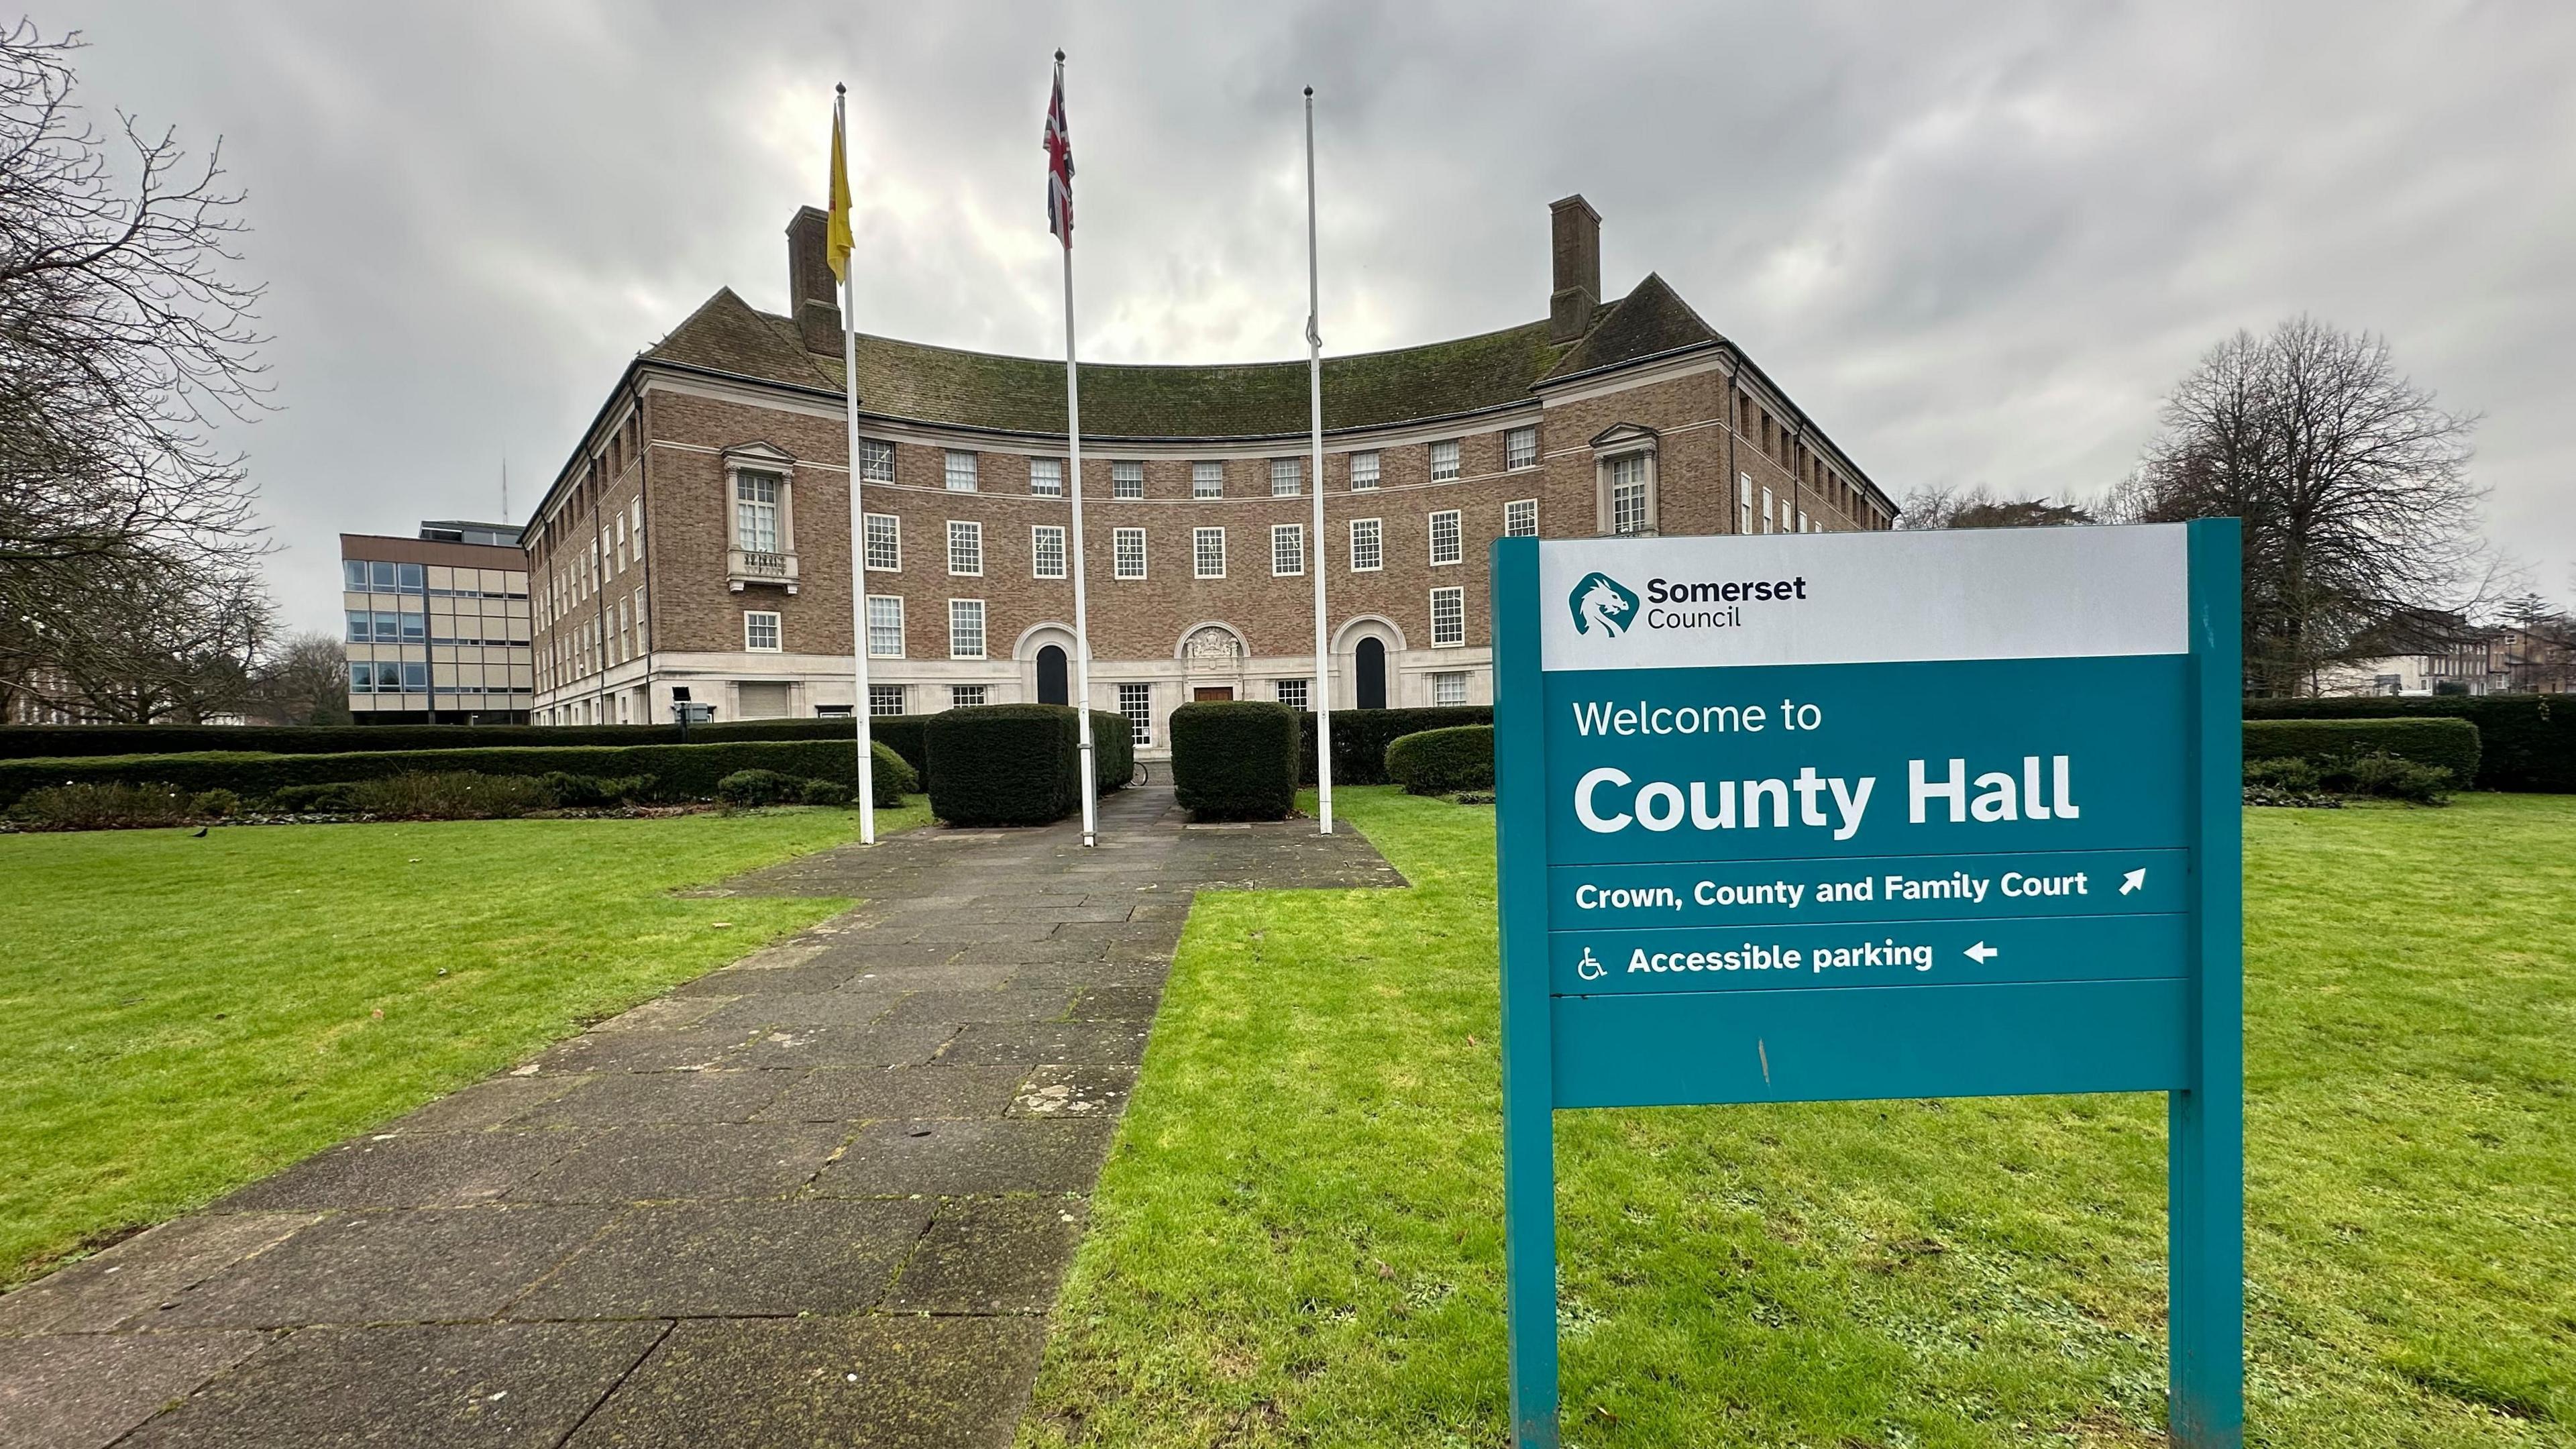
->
<box><xmin>36</xmin><ymin>1</ymin><xmax>2576</xmax><ymax>635</ymax></box>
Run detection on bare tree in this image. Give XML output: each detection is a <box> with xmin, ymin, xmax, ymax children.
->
<box><xmin>0</xmin><ymin>21</ymin><xmax>270</xmax><ymax>716</ymax></box>
<box><xmin>1898</xmin><ymin>482</ymin><xmax>2097</xmax><ymax>531</ymax></box>
<box><xmin>248</xmin><ymin>629</ymin><xmax>350</xmax><ymax>725</ymax></box>
<box><xmin>2107</xmin><ymin>317</ymin><xmax>2483</xmax><ymax>696</ymax></box>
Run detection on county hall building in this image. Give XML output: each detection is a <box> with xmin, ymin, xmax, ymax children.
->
<box><xmin>522</xmin><ymin>195</ymin><xmax>1895</xmax><ymax>753</ymax></box>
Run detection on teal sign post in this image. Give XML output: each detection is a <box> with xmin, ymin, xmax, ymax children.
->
<box><xmin>1492</xmin><ymin>520</ymin><xmax>2243</xmax><ymax>1446</ymax></box>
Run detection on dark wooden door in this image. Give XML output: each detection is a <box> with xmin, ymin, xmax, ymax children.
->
<box><xmin>1036</xmin><ymin>645</ymin><xmax>1069</xmax><ymax>705</ymax></box>
<box><xmin>1356</xmin><ymin>637</ymin><xmax>1387</xmax><ymax>709</ymax></box>
<box><xmin>1193</xmin><ymin>686</ymin><xmax>1234</xmax><ymax>702</ymax></box>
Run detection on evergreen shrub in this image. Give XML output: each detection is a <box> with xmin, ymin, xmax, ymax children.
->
<box><xmin>1385</xmin><ymin>725</ymin><xmax>1495</xmax><ymax>796</ymax></box>
<box><xmin>1171</xmin><ymin>702</ymin><xmax>1300</xmax><ymax>820</ymax></box>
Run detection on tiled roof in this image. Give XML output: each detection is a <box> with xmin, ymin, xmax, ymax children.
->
<box><xmin>641</xmin><ymin>283</ymin><xmax>1734</xmax><ymax>441</ymax></box>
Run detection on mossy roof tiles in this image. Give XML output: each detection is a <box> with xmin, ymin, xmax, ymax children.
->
<box><xmin>643</xmin><ymin>284</ymin><xmax>1731</xmax><ymax>441</ymax></box>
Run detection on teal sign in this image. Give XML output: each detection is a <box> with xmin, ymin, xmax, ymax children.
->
<box><xmin>1491</xmin><ymin>521</ymin><xmax>2243</xmax><ymax>1446</ymax></box>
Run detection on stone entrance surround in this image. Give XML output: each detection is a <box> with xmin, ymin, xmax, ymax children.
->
<box><xmin>0</xmin><ymin>786</ymin><xmax>1399</xmax><ymax>1448</ymax></box>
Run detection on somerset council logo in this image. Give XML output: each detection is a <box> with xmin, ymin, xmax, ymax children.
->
<box><xmin>1568</xmin><ymin>572</ymin><xmax>1640</xmax><ymax>637</ymax></box>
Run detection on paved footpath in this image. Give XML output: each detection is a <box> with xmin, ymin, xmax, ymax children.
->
<box><xmin>0</xmin><ymin>785</ymin><xmax>1397</xmax><ymax>1448</ymax></box>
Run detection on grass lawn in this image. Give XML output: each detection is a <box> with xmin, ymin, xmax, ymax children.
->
<box><xmin>1023</xmin><ymin>790</ymin><xmax>2575</xmax><ymax>1448</ymax></box>
<box><xmin>0</xmin><ymin>802</ymin><xmax>926</xmax><ymax>1286</ymax></box>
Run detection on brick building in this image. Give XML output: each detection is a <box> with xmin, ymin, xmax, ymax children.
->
<box><xmin>523</xmin><ymin>196</ymin><xmax>1894</xmax><ymax>751</ymax></box>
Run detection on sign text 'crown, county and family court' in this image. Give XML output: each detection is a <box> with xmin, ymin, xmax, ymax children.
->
<box><xmin>1490</xmin><ymin>521</ymin><xmax>2244</xmax><ymax>1448</ymax></box>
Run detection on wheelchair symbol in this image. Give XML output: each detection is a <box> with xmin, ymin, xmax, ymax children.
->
<box><xmin>1575</xmin><ymin>947</ymin><xmax>1606</xmax><ymax>981</ymax></box>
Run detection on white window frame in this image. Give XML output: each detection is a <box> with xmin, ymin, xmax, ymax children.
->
<box><xmin>1739</xmin><ymin>473</ymin><xmax>1755</xmax><ymax>535</ymax></box>
<box><xmin>857</xmin><ymin>437</ymin><xmax>896</xmax><ymax>483</ymax></box>
<box><xmin>951</xmin><ymin>684</ymin><xmax>988</xmax><ymax>710</ymax></box>
<box><xmin>948</xmin><ymin>598</ymin><xmax>987</xmax><ymax>659</ymax></box>
<box><xmin>1506</xmin><ymin>426</ymin><xmax>1539</xmax><ymax>470</ymax></box>
<box><xmin>1032</xmin><ymin>524</ymin><xmax>1068</xmax><ymax>580</ymax></box>
<box><xmin>1348</xmin><ymin>451</ymin><xmax>1381</xmax><ymax>491</ymax></box>
<box><xmin>1118</xmin><ymin>682</ymin><xmax>1153</xmax><ymax>746</ymax></box>
<box><xmin>944</xmin><ymin>450</ymin><xmax>979</xmax><ymax>492</ymax></box>
<box><xmin>1270</xmin><ymin>458</ymin><xmax>1301</xmax><ymax>496</ymax></box>
<box><xmin>863</xmin><ymin>513</ymin><xmax>900</xmax><ymax>572</ymax></box>
<box><xmin>1276</xmin><ymin>677</ymin><xmax>1309</xmax><ymax>710</ymax></box>
<box><xmin>733</xmin><ymin>470</ymin><xmax>784</xmax><ymax>553</ymax></box>
<box><xmin>1430</xmin><ymin>586</ymin><xmax>1466</xmax><ymax>647</ymax></box>
<box><xmin>1607</xmin><ymin>453</ymin><xmax>1652</xmax><ymax>536</ymax></box>
<box><xmin>947</xmin><ymin>519</ymin><xmax>983</xmax><ymax>576</ymax></box>
<box><xmin>1428</xmin><ymin>508</ymin><xmax>1462</xmax><ymax>566</ymax></box>
<box><xmin>1797</xmin><ymin>509</ymin><xmax>1810</xmax><ymax>534</ymax></box>
<box><xmin>1193</xmin><ymin>461</ymin><xmax>1224</xmax><ymax>499</ymax></box>
<box><xmin>868</xmin><ymin>682</ymin><xmax>906</xmax><ymax>716</ymax></box>
<box><xmin>1505</xmin><ymin>498</ymin><xmax>1538</xmax><ymax>537</ymax></box>
<box><xmin>1433</xmin><ymin>670</ymin><xmax>1468</xmax><ymax>706</ymax></box>
<box><xmin>1113</xmin><ymin>527</ymin><xmax>1147</xmax><ymax>580</ymax></box>
<box><xmin>1350</xmin><ymin>517</ymin><xmax>1383</xmax><ymax>572</ymax></box>
<box><xmin>1112</xmin><ymin>460</ymin><xmax>1144</xmax><ymax>500</ymax></box>
<box><xmin>743</xmin><ymin>610</ymin><xmax>782</xmax><ymax>653</ymax></box>
<box><xmin>1193</xmin><ymin>525</ymin><xmax>1226</xmax><ymax>580</ymax></box>
<box><xmin>1029</xmin><ymin>458</ymin><xmax>1064</xmax><ymax>496</ymax></box>
<box><xmin>1430</xmin><ymin>439</ymin><xmax>1460</xmax><ymax>482</ymax></box>
<box><xmin>865</xmin><ymin>595</ymin><xmax>905</xmax><ymax>658</ymax></box>
<box><xmin>1271</xmin><ymin>522</ymin><xmax>1305</xmax><ymax>577</ymax></box>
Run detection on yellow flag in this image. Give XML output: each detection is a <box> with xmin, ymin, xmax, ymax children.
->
<box><xmin>826</xmin><ymin>97</ymin><xmax>854</xmax><ymax>282</ymax></box>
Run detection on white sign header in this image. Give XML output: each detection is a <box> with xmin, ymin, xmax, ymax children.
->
<box><xmin>1538</xmin><ymin>524</ymin><xmax>2188</xmax><ymax>672</ymax></box>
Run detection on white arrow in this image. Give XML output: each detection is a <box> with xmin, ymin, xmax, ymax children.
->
<box><xmin>2121</xmin><ymin>868</ymin><xmax>2147</xmax><ymax>896</ymax></box>
<box><xmin>1964</xmin><ymin>941</ymin><xmax>1998</xmax><ymax>964</ymax></box>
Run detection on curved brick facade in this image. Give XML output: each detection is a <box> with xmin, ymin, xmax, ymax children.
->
<box><xmin>524</xmin><ymin>198</ymin><xmax>1895</xmax><ymax>751</ymax></box>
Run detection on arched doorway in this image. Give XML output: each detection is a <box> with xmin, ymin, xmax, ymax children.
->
<box><xmin>1036</xmin><ymin>645</ymin><xmax>1069</xmax><ymax>706</ymax></box>
<box><xmin>1355</xmin><ymin>637</ymin><xmax>1387</xmax><ymax>710</ymax></box>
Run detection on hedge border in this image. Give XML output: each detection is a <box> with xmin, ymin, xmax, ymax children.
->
<box><xmin>2243</xmin><ymin>695</ymin><xmax>2566</xmax><ymax>792</ymax></box>
<box><xmin>2241</xmin><ymin>717</ymin><xmax>2481</xmax><ymax>786</ymax></box>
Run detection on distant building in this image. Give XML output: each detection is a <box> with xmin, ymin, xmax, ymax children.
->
<box><xmin>339</xmin><ymin>523</ymin><xmax>533</xmax><ymax>723</ymax></box>
<box><xmin>2312</xmin><ymin>608</ymin><xmax>2575</xmax><ymax>697</ymax></box>
<box><xmin>520</xmin><ymin>195</ymin><xmax>1896</xmax><ymax>745</ymax></box>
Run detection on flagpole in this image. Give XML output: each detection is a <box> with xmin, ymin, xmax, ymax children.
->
<box><xmin>1057</xmin><ymin>50</ymin><xmax>1099</xmax><ymax>849</ymax></box>
<box><xmin>1304</xmin><ymin>87</ymin><xmax>1334</xmax><ymax>836</ymax></box>
<box><xmin>835</xmin><ymin>83</ymin><xmax>877</xmax><ymax>845</ymax></box>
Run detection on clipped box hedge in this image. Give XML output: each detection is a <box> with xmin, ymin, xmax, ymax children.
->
<box><xmin>1297</xmin><ymin>706</ymin><xmax>1493</xmax><ymax>786</ymax></box>
<box><xmin>1086</xmin><ymin>709</ymin><xmax>1135</xmax><ymax>796</ymax></box>
<box><xmin>2244</xmin><ymin>695</ymin><xmax>2568</xmax><ymax>792</ymax></box>
<box><xmin>1385</xmin><ymin>725</ymin><xmax>1495</xmax><ymax>796</ymax></box>
<box><xmin>1170</xmin><ymin>702</ymin><xmax>1300</xmax><ymax>820</ymax></box>
<box><xmin>2242</xmin><ymin>717</ymin><xmax>2481</xmax><ymax>785</ymax></box>
<box><xmin>922</xmin><ymin>704</ymin><xmax>1085</xmax><ymax>826</ymax></box>
<box><xmin>0</xmin><ymin>738</ymin><xmax>916</xmax><ymax>809</ymax></box>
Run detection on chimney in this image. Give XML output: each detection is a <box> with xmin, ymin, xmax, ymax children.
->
<box><xmin>786</xmin><ymin>205</ymin><xmax>842</xmax><ymax>354</ymax></box>
<box><xmin>1548</xmin><ymin>195</ymin><xmax>1601</xmax><ymax>343</ymax></box>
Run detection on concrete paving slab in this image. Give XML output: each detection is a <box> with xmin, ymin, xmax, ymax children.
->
<box><xmin>381</xmin><ymin>1076</ymin><xmax>581</xmax><ymax>1134</ymax></box>
<box><xmin>1067</xmin><ymin>985</ymin><xmax>1163</xmax><ymax>1021</ymax></box>
<box><xmin>508</xmin><ymin>1199</ymin><xmax>929</xmax><ymax>1320</ymax></box>
<box><xmin>508</xmin><ymin>1070</ymin><xmax>794</xmax><ymax>1128</ymax></box>
<box><xmin>118</xmin><ymin>1322</ymin><xmax>665</xmax><ymax>1448</ymax></box>
<box><xmin>885</xmin><ymin>1198</ymin><xmax>1087</xmax><ymax>1316</ymax></box>
<box><xmin>517</xmin><ymin>1124</ymin><xmax>847</xmax><ymax>1204</ymax></box>
<box><xmin>213</xmin><ymin>1132</ymin><xmax>580</xmax><ymax>1212</ymax></box>
<box><xmin>0</xmin><ymin>1330</ymin><xmax>269</xmax><ymax>1449</ymax></box>
<box><xmin>585</xmin><ymin>994</ymin><xmax>738</xmax><ymax>1030</ymax></box>
<box><xmin>943</xmin><ymin>1021</ymin><xmax>1155</xmax><ymax>1067</ymax></box>
<box><xmin>692</xmin><ymin>990</ymin><xmax>902</xmax><ymax>1031</ymax></box>
<box><xmin>566</xmin><ymin>1316</ymin><xmax>1044</xmax><ymax>1449</ymax></box>
<box><xmin>526</xmin><ymin>1026</ymin><xmax>759</xmax><ymax>1075</ymax></box>
<box><xmin>878</xmin><ymin>987</ymin><xmax>1077</xmax><ymax>1025</ymax></box>
<box><xmin>719</xmin><ymin>1022</ymin><xmax>955</xmax><ymax>1070</ymax></box>
<box><xmin>814</xmin><ymin>1120</ymin><xmax>1116</xmax><ymax>1197</ymax></box>
<box><xmin>757</xmin><ymin>1065</ymin><xmax>1029</xmax><ymax>1123</ymax></box>
<box><xmin>1006</xmin><ymin>1065</ymin><xmax>1138</xmax><ymax>1120</ymax></box>
<box><xmin>154</xmin><ymin>1208</ymin><xmax>615</xmax><ymax>1328</ymax></box>
<box><xmin>0</xmin><ymin>1214</ymin><xmax>317</xmax><ymax>1337</ymax></box>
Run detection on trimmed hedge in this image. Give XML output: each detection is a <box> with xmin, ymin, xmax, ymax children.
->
<box><xmin>1385</xmin><ymin>725</ymin><xmax>1495</xmax><ymax>796</ymax></box>
<box><xmin>2242</xmin><ymin>717</ymin><xmax>2481</xmax><ymax>785</ymax></box>
<box><xmin>1087</xmin><ymin>710</ymin><xmax>1135</xmax><ymax>796</ymax></box>
<box><xmin>2244</xmin><ymin>695</ymin><xmax>2569</xmax><ymax>792</ymax></box>
<box><xmin>924</xmin><ymin>705</ymin><xmax>1083</xmax><ymax>826</ymax></box>
<box><xmin>1297</xmin><ymin>706</ymin><xmax>1493</xmax><ymax>786</ymax></box>
<box><xmin>1170</xmin><ymin>702</ymin><xmax>1300</xmax><ymax>820</ymax></box>
<box><xmin>0</xmin><ymin>715</ymin><xmax>930</xmax><ymax>762</ymax></box>
<box><xmin>0</xmin><ymin>739</ymin><xmax>910</xmax><ymax>809</ymax></box>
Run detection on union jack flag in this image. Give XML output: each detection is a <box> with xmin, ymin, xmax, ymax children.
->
<box><xmin>1044</xmin><ymin>58</ymin><xmax>1073</xmax><ymax>248</ymax></box>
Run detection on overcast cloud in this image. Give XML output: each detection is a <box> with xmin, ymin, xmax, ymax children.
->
<box><xmin>33</xmin><ymin>0</ymin><xmax>2575</xmax><ymax>635</ymax></box>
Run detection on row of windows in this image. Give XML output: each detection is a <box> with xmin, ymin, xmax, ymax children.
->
<box><xmin>859</xmin><ymin>672</ymin><xmax>1466</xmax><ymax>735</ymax></box>
<box><xmin>853</xmin><ymin>427</ymin><xmax>1543</xmax><ymax>502</ymax></box>
<box><xmin>774</xmin><ymin>585</ymin><xmax>1475</xmax><ymax>662</ymax></box>
<box><xmin>855</xmin><ymin>502</ymin><xmax>1540</xmax><ymax>582</ymax></box>
<box><xmin>347</xmin><ymin>611</ymin><xmax>531</xmax><ymax>645</ymax></box>
<box><xmin>343</xmin><ymin>559</ymin><xmax>530</xmax><ymax>599</ymax></box>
